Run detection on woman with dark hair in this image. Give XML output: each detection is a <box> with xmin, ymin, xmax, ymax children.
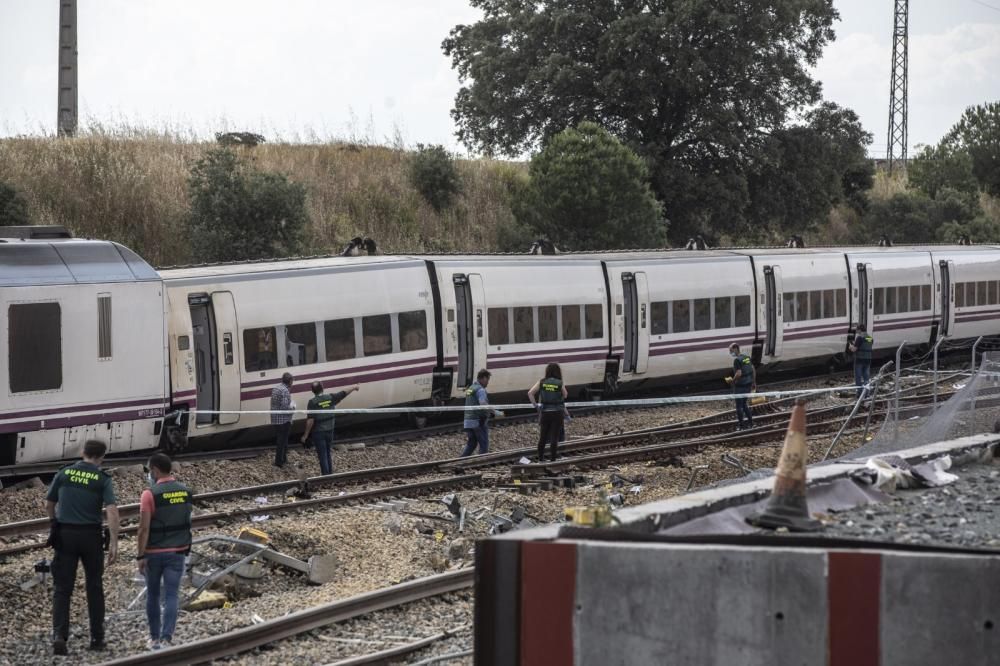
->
<box><xmin>528</xmin><ymin>363</ymin><xmax>569</xmax><ymax>462</ymax></box>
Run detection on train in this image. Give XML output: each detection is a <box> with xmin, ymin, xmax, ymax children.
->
<box><xmin>4</xmin><ymin>225</ymin><xmax>1000</xmax><ymax>465</ymax></box>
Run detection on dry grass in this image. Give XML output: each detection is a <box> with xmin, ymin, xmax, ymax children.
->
<box><xmin>0</xmin><ymin>126</ymin><xmax>521</xmax><ymax>266</ymax></box>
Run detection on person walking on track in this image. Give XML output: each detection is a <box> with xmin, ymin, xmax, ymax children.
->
<box><xmin>726</xmin><ymin>343</ymin><xmax>755</xmax><ymax>430</ymax></box>
<box><xmin>528</xmin><ymin>363</ymin><xmax>569</xmax><ymax>462</ymax></box>
<box><xmin>461</xmin><ymin>369</ymin><xmax>501</xmax><ymax>456</ymax></box>
<box><xmin>45</xmin><ymin>439</ymin><xmax>120</xmax><ymax>656</ymax></box>
<box><xmin>300</xmin><ymin>382</ymin><xmax>360</xmax><ymax>475</ymax></box>
<box><xmin>849</xmin><ymin>324</ymin><xmax>874</xmax><ymax>399</ymax></box>
<box><xmin>136</xmin><ymin>453</ymin><xmax>192</xmax><ymax>650</ymax></box>
<box><xmin>270</xmin><ymin>372</ymin><xmax>294</xmax><ymax>467</ymax></box>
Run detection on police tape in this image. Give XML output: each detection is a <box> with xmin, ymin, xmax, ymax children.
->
<box><xmin>182</xmin><ymin>385</ymin><xmax>857</xmax><ymax>417</ymax></box>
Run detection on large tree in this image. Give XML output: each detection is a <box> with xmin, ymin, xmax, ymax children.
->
<box><xmin>947</xmin><ymin>101</ymin><xmax>1000</xmax><ymax>197</ymax></box>
<box><xmin>443</xmin><ymin>0</ymin><xmax>839</xmax><ymax>241</ymax></box>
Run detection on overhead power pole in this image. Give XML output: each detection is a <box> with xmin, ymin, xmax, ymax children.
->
<box><xmin>57</xmin><ymin>0</ymin><xmax>78</xmax><ymax>137</ymax></box>
<box><xmin>886</xmin><ymin>0</ymin><xmax>908</xmax><ymax>173</ymax></box>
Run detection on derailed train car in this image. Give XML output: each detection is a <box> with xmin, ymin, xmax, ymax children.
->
<box><xmin>5</xmin><ymin>228</ymin><xmax>1000</xmax><ymax>464</ymax></box>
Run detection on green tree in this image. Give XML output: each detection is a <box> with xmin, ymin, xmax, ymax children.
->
<box><xmin>949</xmin><ymin>101</ymin><xmax>1000</xmax><ymax>197</ymax></box>
<box><xmin>443</xmin><ymin>0</ymin><xmax>838</xmax><ymax>242</ymax></box>
<box><xmin>0</xmin><ymin>181</ymin><xmax>30</xmax><ymax>226</ymax></box>
<box><xmin>907</xmin><ymin>142</ymin><xmax>978</xmax><ymax>199</ymax></box>
<box><xmin>409</xmin><ymin>144</ymin><xmax>463</xmax><ymax>211</ymax></box>
<box><xmin>187</xmin><ymin>148</ymin><xmax>308</xmax><ymax>263</ymax></box>
<box><xmin>516</xmin><ymin>122</ymin><xmax>664</xmax><ymax>249</ymax></box>
<box><xmin>861</xmin><ymin>191</ymin><xmax>934</xmax><ymax>244</ymax></box>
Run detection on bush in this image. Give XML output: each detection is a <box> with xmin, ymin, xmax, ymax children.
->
<box><xmin>0</xmin><ymin>181</ymin><xmax>30</xmax><ymax>226</ymax></box>
<box><xmin>187</xmin><ymin>148</ymin><xmax>308</xmax><ymax>263</ymax></box>
<box><xmin>409</xmin><ymin>144</ymin><xmax>462</xmax><ymax>211</ymax></box>
<box><xmin>517</xmin><ymin>122</ymin><xmax>665</xmax><ymax>250</ymax></box>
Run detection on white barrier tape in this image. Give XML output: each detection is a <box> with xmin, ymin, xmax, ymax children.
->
<box><xmin>183</xmin><ymin>385</ymin><xmax>856</xmax><ymax>416</ymax></box>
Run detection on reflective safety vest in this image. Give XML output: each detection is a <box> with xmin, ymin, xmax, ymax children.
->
<box><xmin>464</xmin><ymin>382</ymin><xmax>488</xmax><ymax>422</ymax></box>
<box><xmin>539</xmin><ymin>377</ymin><xmax>565</xmax><ymax>411</ymax></box>
<box><xmin>54</xmin><ymin>460</ymin><xmax>111</xmax><ymax>525</ymax></box>
<box><xmin>855</xmin><ymin>334</ymin><xmax>874</xmax><ymax>362</ymax></box>
<box><xmin>734</xmin><ymin>355</ymin><xmax>754</xmax><ymax>387</ymax></box>
<box><xmin>149</xmin><ymin>480</ymin><xmax>193</xmax><ymax>550</ymax></box>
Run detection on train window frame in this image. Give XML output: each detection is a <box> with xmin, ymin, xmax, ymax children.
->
<box><xmin>956</xmin><ymin>283</ymin><xmax>966</xmax><ymax>308</ymax></box>
<box><xmin>910</xmin><ymin>285</ymin><xmax>921</xmax><ymax>312</ymax></box>
<box><xmin>713</xmin><ymin>297</ymin><xmax>732</xmax><ymax>329</ymax></box>
<box><xmin>897</xmin><ymin>286</ymin><xmax>910</xmax><ymax>314</ymax></box>
<box><xmin>921</xmin><ymin>284</ymin><xmax>931</xmax><ymax>311</ymax></box>
<box><xmin>324</xmin><ymin>318</ymin><xmax>357</xmax><ymax>362</ymax></box>
<box><xmin>283</xmin><ymin>322</ymin><xmax>319</xmax><ymax>367</ymax></box>
<box><xmin>361</xmin><ymin>314</ymin><xmax>392</xmax><ymax>357</ymax></box>
<box><xmin>809</xmin><ymin>290</ymin><xmax>822</xmax><ymax>320</ymax></box>
<box><xmin>651</xmin><ymin>301</ymin><xmax>669</xmax><ymax>335</ymax></box>
<box><xmin>693</xmin><ymin>298</ymin><xmax>711</xmax><ymax>331</ymax></box>
<box><xmin>584</xmin><ymin>304</ymin><xmax>603</xmax><ymax>339</ymax></box>
<box><xmin>734</xmin><ymin>295</ymin><xmax>751</xmax><ymax>327</ymax></box>
<box><xmin>398</xmin><ymin>310</ymin><xmax>429</xmax><ymax>352</ymax></box>
<box><xmin>513</xmin><ymin>306</ymin><xmax>534</xmax><ymax>344</ymax></box>
<box><xmin>9</xmin><ymin>302</ymin><xmax>63</xmax><ymax>393</ymax></box>
<box><xmin>967</xmin><ymin>282</ymin><xmax>977</xmax><ymax>306</ymax></box>
<box><xmin>782</xmin><ymin>292</ymin><xmax>796</xmax><ymax>323</ymax></box>
<box><xmin>243</xmin><ymin>327</ymin><xmax>278</xmax><ymax>372</ymax></box>
<box><xmin>97</xmin><ymin>294</ymin><xmax>112</xmax><ymax>360</ymax></box>
<box><xmin>836</xmin><ymin>289</ymin><xmax>847</xmax><ymax>318</ymax></box>
<box><xmin>538</xmin><ymin>306</ymin><xmax>558</xmax><ymax>343</ymax></box>
<box><xmin>874</xmin><ymin>287</ymin><xmax>884</xmax><ymax>316</ymax></box>
<box><xmin>822</xmin><ymin>290</ymin><xmax>835</xmax><ymax>320</ymax></box>
<box><xmin>560</xmin><ymin>305</ymin><xmax>581</xmax><ymax>341</ymax></box>
<box><xmin>488</xmin><ymin>308</ymin><xmax>510</xmax><ymax>345</ymax></box>
<box><xmin>978</xmin><ymin>281</ymin><xmax>989</xmax><ymax>306</ymax></box>
<box><xmin>990</xmin><ymin>281</ymin><xmax>998</xmax><ymax>306</ymax></box>
<box><xmin>796</xmin><ymin>292</ymin><xmax>809</xmax><ymax>321</ymax></box>
<box><xmin>885</xmin><ymin>286</ymin><xmax>897</xmax><ymax>314</ymax></box>
<box><xmin>671</xmin><ymin>300</ymin><xmax>691</xmax><ymax>334</ymax></box>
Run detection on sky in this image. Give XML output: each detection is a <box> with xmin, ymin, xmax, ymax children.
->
<box><xmin>0</xmin><ymin>0</ymin><xmax>998</xmax><ymax>158</ymax></box>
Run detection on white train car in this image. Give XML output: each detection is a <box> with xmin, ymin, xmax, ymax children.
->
<box><xmin>0</xmin><ymin>238</ymin><xmax>167</xmax><ymax>464</ymax></box>
<box><xmin>930</xmin><ymin>247</ymin><xmax>1000</xmax><ymax>343</ymax></box>
<box><xmin>429</xmin><ymin>257</ymin><xmax>610</xmax><ymax>400</ymax></box>
<box><xmin>160</xmin><ymin>256</ymin><xmax>438</xmax><ymax>446</ymax></box>
<box><xmin>600</xmin><ymin>251</ymin><xmax>756</xmax><ymax>388</ymax></box>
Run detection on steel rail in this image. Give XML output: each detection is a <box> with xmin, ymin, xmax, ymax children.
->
<box><xmin>96</xmin><ymin>569</ymin><xmax>474</xmax><ymax>666</ymax></box>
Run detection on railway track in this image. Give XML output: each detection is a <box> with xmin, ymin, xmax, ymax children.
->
<box><xmin>98</xmin><ymin>569</ymin><xmax>475</xmax><ymax>666</ymax></box>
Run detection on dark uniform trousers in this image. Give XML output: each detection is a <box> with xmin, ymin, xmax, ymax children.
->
<box><xmin>52</xmin><ymin>524</ymin><xmax>105</xmax><ymax>642</ymax></box>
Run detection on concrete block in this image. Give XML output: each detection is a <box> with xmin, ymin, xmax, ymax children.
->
<box><xmin>574</xmin><ymin>542</ymin><xmax>828</xmax><ymax>666</ymax></box>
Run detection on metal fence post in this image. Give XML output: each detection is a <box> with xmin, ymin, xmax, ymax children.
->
<box><xmin>972</xmin><ymin>336</ymin><xmax>984</xmax><ymax>377</ymax></box>
<box><xmin>893</xmin><ymin>341</ymin><xmax>907</xmax><ymax>441</ymax></box>
<box><xmin>861</xmin><ymin>361</ymin><xmax>893</xmax><ymax>445</ymax></box>
<box><xmin>823</xmin><ymin>385</ymin><xmax>868</xmax><ymax>462</ymax></box>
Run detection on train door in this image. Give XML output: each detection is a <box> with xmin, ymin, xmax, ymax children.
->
<box><xmin>453</xmin><ymin>274</ymin><xmax>487</xmax><ymax>388</ymax></box>
<box><xmin>635</xmin><ymin>272</ymin><xmax>649</xmax><ymax>373</ymax></box>
<box><xmin>763</xmin><ymin>266</ymin><xmax>784</xmax><ymax>357</ymax></box>
<box><xmin>622</xmin><ymin>273</ymin><xmax>638</xmax><ymax>373</ymax></box>
<box><xmin>188</xmin><ymin>294</ymin><xmax>218</xmax><ymax>425</ymax></box>
<box><xmin>857</xmin><ymin>263</ymin><xmax>874</xmax><ymax>332</ymax></box>
<box><xmin>212</xmin><ymin>291</ymin><xmax>240</xmax><ymax>425</ymax></box>
<box><xmin>939</xmin><ymin>260</ymin><xmax>955</xmax><ymax>337</ymax></box>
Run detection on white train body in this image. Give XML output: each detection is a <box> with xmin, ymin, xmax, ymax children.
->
<box><xmin>6</xmin><ymin>236</ymin><xmax>1000</xmax><ymax>464</ymax></box>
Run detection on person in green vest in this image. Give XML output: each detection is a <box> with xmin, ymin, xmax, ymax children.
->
<box><xmin>300</xmin><ymin>381</ymin><xmax>360</xmax><ymax>475</ymax></box>
<box><xmin>528</xmin><ymin>362</ymin><xmax>569</xmax><ymax>462</ymax></box>
<box><xmin>726</xmin><ymin>343</ymin><xmax>756</xmax><ymax>430</ymax></box>
<box><xmin>136</xmin><ymin>453</ymin><xmax>192</xmax><ymax>651</ymax></box>
<box><xmin>849</xmin><ymin>324</ymin><xmax>874</xmax><ymax>399</ymax></box>
<box><xmin>45</xmin><ymin>439</ymin><xmax>120</xmax><ymax>656</ymax></box>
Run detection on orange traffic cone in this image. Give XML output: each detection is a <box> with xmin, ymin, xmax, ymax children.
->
<box><xmin>747</xmin><ymin>398</ymin><xmax>822</xmax><ymax>532</ymax></box>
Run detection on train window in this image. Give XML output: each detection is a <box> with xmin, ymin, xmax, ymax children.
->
<box><xmin>538</xmin><ymin>306</ymin><xmax>558</xmax><ymax>342</ymax></box>
<box><xmin>921</xmin><ymin>285</ymin><xmax>932</xmax><ymax>310</ymax></box>
<box><xmin>177</xmin><ymin>335</ymin><xmax>190</xmax><ymax>351</ymax></box>
<box><xmin>244</xmin><ymin>327</ymin><xmax>277</xmax><ymax>371</ymax></box>
<box><xmin>714</xmin><ymin>297</ymin><xmax>732</xmax><ymax>329</ymax></box>
<box><xmin>978</xmin><ymin>281</ymin><xmax>989</xmax><ymax>306</ymax></box>
<box><xmin>836</xmin><ymin>289</ymin><xmax>847</xmax><ymax>317</ymax></box>
<box><xmin>513</xmin><ymin>307</ymin><xmax>534</xmax><ymax>344</ymax></box>
<box><xmin>561</xmin><ymin>305</ymin><xmax>581</xmax><ymax>340</ymax></box>
<box><xmin>97</xmin><ymin>294</ymin><xmax>112</xmax><ymax>360</ymax></box>
<box><xmin>990</xmin><ymin>282</ymin><xmax>998</xmax><ymax>306</ymax></box>
<box><xmin>398</xmin><ymin>310</ymin><xmax>428</xmax><ymax>352</ymax></box>
<box><xmin>969</xmin><ymin>282</ymin><xmax>978</xmax><ymax>306</ymax></box>
<box><xmin>796</xmin><ymin>292</ymin><xmax>809</xmax><ymax>321</ymax></box>
<box><xmin>874</xmin><ymin>288</ymin><xmax>884</xmax><ymax>315</ymax></box>
<box><xmin>956</xmin><ymin>283</ymin><xmax>965</xmax><ymax>307</ymax></box>
<box><xmin>809</xmin><ymin>290</ymin><xmax>822</xmax><ymax>320</ymax></box>
<box><xmin>651</xmin><ymin>301</ymin><xmax>669</xmax><ymax>335</ymax></box>
<box><xmin>822</xmin><ymin>291</ymin><xmax>834</xmax><ymax>319</ymax></box>
<box><xmin>910</xmin><ymin>286</ymin><xmax>921</xmax><ymax>312</ymax></box>
<box><xmin>735</xmin><ymin>296</ymin><xmax>751</xmax><ymax>327</ymax></box>
<box><xmin>362</xmin><ymin>315</ymin><xmax>392</xmax><ymax>357</ymax></box>
<box><xmin>584</xmin><ymin>304</ymin><xmax>603</xmax><ymax>338</ymax></box>
<box><xmin>9</xmin><ymin>302</ymin><xmax>62</xmax><ymax>393</ymax></box>
<box><xmin>324</xmin><ymin>319</ymin><xmax>356</xmax><ymax>361</ymax></box>
<box><xmin>782</xmin><ymin>292</ymin><xmax>795</xmax><ymax>322</ymax></box>
<box><xmin>447</xmin><ymin>309</ymin><xmax>455</xmax><ymax>323</ymax></box>
<box><xmin>284</xmin><ymin>323</ymin><xmax>318</xmax><ymax>366</ymax></box>
<box><xmin>671</xmin><ymin>300</ymin><xmax>690</xmax><ymax>333</ymax></box>
<box><xmin>885</xmin><ymin>286</ymin><xmax>897</xmax><ymax>314</ymax></box>
<box><xmin>897</xmin><ymin>286</ymin><xmax>910</xmax><ymax>313</ymax></box>
<box><xmin>693</xmin><ymin>298</ymin><xmax>711</xmax><ymax>331</ymax></box>
<box><xmin>488</xmin><ymin>308</ymin><xmax>510</xmax><ymax>345</ymax></box>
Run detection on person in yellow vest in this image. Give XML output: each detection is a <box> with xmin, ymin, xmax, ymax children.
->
<box><xmin>528</xmin><ymin>363</ymin><xmax>569</xmax><ymax>462</ymax></box>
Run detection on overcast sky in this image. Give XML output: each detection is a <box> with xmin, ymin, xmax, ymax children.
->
<box><xmin>1</xmin><ymin>0</ymin><xmax>998</xmax><ymax>157</ymax></box>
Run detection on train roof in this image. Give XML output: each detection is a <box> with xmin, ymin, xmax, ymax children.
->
<box><xmin>157</xmin><ymin>254</ymin><xmax>423</xmax><ymax>281</ymax></box>
<box><xmin>0</xmin><ymin>239</ymin><xmax>159</xmax><ymax>287</ymax></box>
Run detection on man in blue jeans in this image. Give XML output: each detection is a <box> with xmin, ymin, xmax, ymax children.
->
<box><xmin>461</xmin><ymin>369</ymin><xmax>502</xmax><ymax>456</ymax></box>
<box><xmin>300</xmin><ymin>381</ymin><xmax>360</xmax><ymax>475</ymax></box>
<box><xmin>136</xmin><ymin>453</ymin><xmax>192</xmax><ymax>650</ymax></box>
